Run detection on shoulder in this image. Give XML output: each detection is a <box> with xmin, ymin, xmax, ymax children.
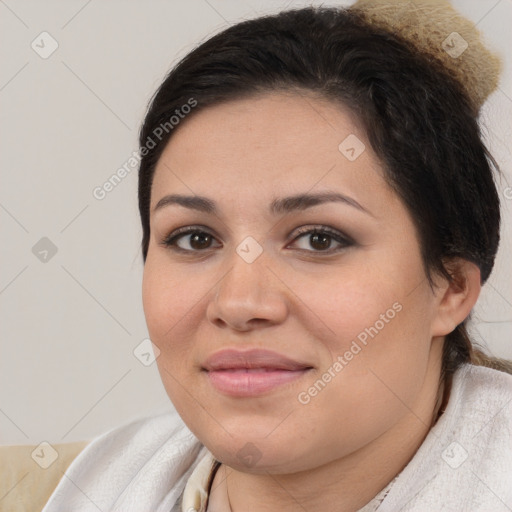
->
<box><xmin>42</xmin><ymin>410</ymin><xmax>204</xmax><ymax>512</ymax></box>
<box><xmin>460</xmin><ymin>362</ymin><xmax>512</xmax><ymax>391</ymax></box>
<box><xmin>379</xmin><ymin>364</ymin><xmax>512</xmax><ymax>511</ymax></box>
<box><xmin>437</xmin><ymin>363</ymin><xmax>512</xmax><ymax>464</ymax></box>
<box><xmin>454</xmin><ymin>363</ymin><xmax>512</xmax><ymax>430</ymax></box>
<box><xmin>73</xmin><ymin>409</ymin><xmax>199</xmax><ymax>461</ymax></box>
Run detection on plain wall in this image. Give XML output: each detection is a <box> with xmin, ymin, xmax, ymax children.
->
<box><xmin>1</xmin><ymin>0</ymin><xmax>511</xmax><ymax>445</ymax></box>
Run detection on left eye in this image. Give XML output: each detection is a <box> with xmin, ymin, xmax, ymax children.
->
<box><xmin>290</xmin><ymin>227</ymin><xmax>353</xmax><ymax>253</ymax></box>
<box><xmin>161</xmin><ymin>226</ymin><xmax>353</xmax><ymax>254</ymax></box>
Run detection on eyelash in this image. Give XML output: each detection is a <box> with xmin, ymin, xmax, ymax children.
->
<box><xmin>160</xmin><ymin>224</ymin><xmax>354</xmax><ymax>255</ymax></box>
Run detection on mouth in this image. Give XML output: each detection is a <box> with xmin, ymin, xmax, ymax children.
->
<box><xmin>202</xmin><ymin>348</ymin><xmax>314</xmax><ymax>397</ymax></box>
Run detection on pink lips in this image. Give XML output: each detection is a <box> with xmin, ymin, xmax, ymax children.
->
<box><xmin>202</xmin><ymin>348</ymin><xmax>312</xmax><ymax>397</ymax></box>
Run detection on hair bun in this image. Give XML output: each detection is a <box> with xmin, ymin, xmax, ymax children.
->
<box><xmin>351</xmin><ymin>0</ymin><xmax>502</xmax><ymax>112</ymax></box>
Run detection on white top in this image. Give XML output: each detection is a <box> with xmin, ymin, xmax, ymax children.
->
<box><xmin>42</xmin><ymin>364</ymin><xmax>512</xmax><ymax>512</ymax></box>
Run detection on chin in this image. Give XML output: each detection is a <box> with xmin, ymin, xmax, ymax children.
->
<box><xmin>208</xmin><ymin>440</ymin><xmax>298</xmax><ymax>474</ymax></box>
<box><xmin>190</xmin><ymin>422</ymin><xmax>310</xmax><ymax>474</ymax></box>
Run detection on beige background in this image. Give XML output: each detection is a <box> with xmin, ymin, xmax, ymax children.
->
<box><xmin>1</xmin><ymin>0</ymin><xmax>511</xmax><ymax>446</ymax></box>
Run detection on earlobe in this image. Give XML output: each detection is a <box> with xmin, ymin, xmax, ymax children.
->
<box><xmin>430</xmin><ymin>259</ymin><xmax>481</xmax><ymax>337</ymax></box>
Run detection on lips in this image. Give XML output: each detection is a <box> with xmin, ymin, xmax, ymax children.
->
<box><xmin>202</xmin><ymin>348</ymin><xmax>313</xmax><ymax>397</ymax></box>
<box><xmin>202</xmin><ymin>348</ymin><xmax>311</xmax><ymax>371</ymax></box>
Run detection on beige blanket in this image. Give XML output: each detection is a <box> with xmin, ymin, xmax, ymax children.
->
<box><xmin>0</xmin><ymin>441</ymin><xmax>87</xmax><ymax>512</ymax></box>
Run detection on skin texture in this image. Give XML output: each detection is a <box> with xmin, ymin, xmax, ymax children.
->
<box><xmin>142</xmin><ymin>91</ymin><xmax>481</xmax><ymax>511</ymax></box>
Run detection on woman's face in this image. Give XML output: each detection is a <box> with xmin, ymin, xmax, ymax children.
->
<box><xmin>142</xmin><ymin>92</ymin><xmax>447</xmax><ymax>474</ymax></box>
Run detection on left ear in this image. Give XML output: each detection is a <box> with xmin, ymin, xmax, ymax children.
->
<box><xmin>430</xmin><ymin>258</ymin><xmax>482</xmax><ymax>337</ymax></box>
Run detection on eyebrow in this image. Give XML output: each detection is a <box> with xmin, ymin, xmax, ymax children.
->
<box><xmin>153</xmin><ymin>191</ymin><xmax>373</xmax><ymax>217</ymax></box>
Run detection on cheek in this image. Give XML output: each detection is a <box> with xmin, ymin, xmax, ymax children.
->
<box><xmin>142</xmin><ymin>258</ymin><xmax>201</xmax><ymax>414</ymax></box>
<box><xmin>142</xmin><ymin>251</ymin><xmax>229</xmax><ymax>412</ymax></box>
<box><xmin>286</xmin><ymin>257</ymin><xmax>408</xmax><ymax>354</ymax></box>
<box><xmin>143</xmin><ymin>251</ymin><xmax>193</xmax><ymax>334</ymax></box>
<box><xmin>294</xmin><ymin>307</ymin><xmax>433</xmax><ymax>461</ymax></box>
<box><xmin>291</xmin><ymin>257</ymin><xmax>435</xmax><ymax>426</ymax></box>
<box><xmin>142</xmin><ymin>254</ymin><xmax>201</xmax><ymax>366</ymax></box>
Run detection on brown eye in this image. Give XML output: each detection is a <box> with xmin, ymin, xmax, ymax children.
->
<box><xmin>187</xmin><ymin>232</ymin><xmax>213</xmax><ymax>250</ymax></box>
<box><xmin>309</xmin><ymin>232</ymin><xmax>332</xmax><ymax>251</ymax></box>
<box><xmin>161</xmin><ymin>227</ymin><xmax>221</xmax><ymax>252</ymax></box>
<box><xmin>290</xmin><ymin>226</ymin><xmax>354</xmax><ymax>253</ymax></box>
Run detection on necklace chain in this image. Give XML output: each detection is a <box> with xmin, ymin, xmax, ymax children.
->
<box><xmin>225</xmin><ymin>464</ymin><xmax>234</xmax><ymax>512</ymax></box>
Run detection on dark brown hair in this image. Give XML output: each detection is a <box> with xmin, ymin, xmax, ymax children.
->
<box><xmin>137</xmin><ymin>6</ymin><xmax>510</xmax><ymax>376</ymax></box>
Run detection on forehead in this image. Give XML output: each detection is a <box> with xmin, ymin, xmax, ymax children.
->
<box><xmin>151</xmin><ymin>92</ymin><xmax>394</xmax><ymax>215</ymax></box>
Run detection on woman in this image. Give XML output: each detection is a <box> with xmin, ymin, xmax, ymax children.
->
<box><xmin>42</xmin><ymin>0</ymin><xmax>512</xmax><ymax>510</ymax></box>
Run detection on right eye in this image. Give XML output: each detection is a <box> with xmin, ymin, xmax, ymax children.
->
<box><xmin>160</xmin><ymin>226</ymin><xmax>222</xmax><ymax>253</ymax></box>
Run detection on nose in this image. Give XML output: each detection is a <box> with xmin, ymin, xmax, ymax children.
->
<box><xmin>206</xmin><ymin>245</ymin><xmax>289</xmax><ymax>332</ymax></box>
